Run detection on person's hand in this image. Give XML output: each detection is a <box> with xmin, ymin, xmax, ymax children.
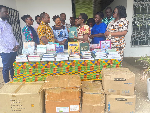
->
<box><xmin>104</xmin><ymin>31</ymin><xmax>110</xmax><ymax>37</ymax></box>
<box><xmin>12</xmin><ymin>45</ymin><xmax>19</xmax><ymax>52</ymax></box>
<box><xmin>89</xmin><ymin>35</ymin><xmax>94</xmax><ymax>39</ymax></box>
<box><xmin>74</xmin><ymin>35</ymin><xmax>78</xmax><ymax>39</ymax></box>
<box><xmin>41</xmin><ymin>36</ymin><xmax>49</xmax><ymax>44</ymax></box>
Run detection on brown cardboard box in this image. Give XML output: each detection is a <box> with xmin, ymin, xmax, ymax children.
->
<box><xmin>81</xmin><ymin>81</ymin><xmax>105</xmax><ymax>113</ymax></box>
<box><xmin>43</xmin><ymin>75</ymin><xmax>81</xmax><ymax>89</ymax></box>
<box><xmin>102</xmin><ymin>68</ymin><xmax>135</xmax><ymax>96</ymax></box>
<box><xmin>106</xmin><ymin>95</ymin><xmax>136</xmax><ymax>113</ymax></box>
<box><xmin>43</xmin><ymin>75</ymin><xmax>81</xmax><ymax>113</ymax></box>
<box><xmin>0</xmin><ymin>82</ymin><xmax>44</xmax><ymax>113</ymax></box>
<box><xmin>45</xmin><ymin>88</ymin><xmax>81</xmax><ymax>113</ymax></box>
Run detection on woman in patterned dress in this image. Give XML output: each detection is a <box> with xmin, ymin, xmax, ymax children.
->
<box><xmin>74</xmin><ymin>13</ymin><xmax>91</xmax><ymax>43</ymax></box>
<box><xmin>21</xmin><ymin>15</ymin><xmax>40</xmax><ymax>46</ymax></box>
<box><xmin>104</xmin><ymin>6</ymin><xmax>129</xmax><ymax>60</ymax></box>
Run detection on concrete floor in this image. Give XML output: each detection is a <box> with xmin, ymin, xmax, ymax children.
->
<box><xmin>0</xmin><ymin>58</ymin><xmax>150</xmax><ymax>112</ymax></box>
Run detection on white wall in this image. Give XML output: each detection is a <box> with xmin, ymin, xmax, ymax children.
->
<box><xmin>16</xmin><ymin>0</ymin><xmax>72</xmax><ymax>42</ymax></box>
<box><xmin>0</xmin><ymin>0</ymin><xmax>17</xmax><ymax>9</ymax></box>
<box><xmin>0</xmin><ymin>0</ymin><xmax>17</xmax><ymax>67</ymax></box>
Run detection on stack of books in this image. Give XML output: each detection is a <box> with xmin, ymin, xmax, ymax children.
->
<box><xmin>16</xmin><ymin>55</ymin><xmax>28</xmax><ymax>62</ymax></box>
<box><xmin>106</xmin><ymin>49</ymin><xmax>121</xmax><ymax>59</ymax></box>
<box><xmin>80</xmin><ymin>51</ymin><xmax>94</xmax><ymax>60</ymax></box>
<box><xmin>41</xmin><ymin>53</ymin><xmax>56</xmax><ymax>61</ymax></box>
<box><xmin>55</xmin><ymin>52</ymin><xmax>69</xmax><ymax>61</ymax></box>
<box><xmin>92</xmin><ymin>49</ymin><xmax>108</xmax><ymax>59</ymax></box>
<box><xmin>69</xmin><ymin>54</ymin><xmax>80</xmax><ymax>60</ymax></box>
<box><xmin>28</xmin><ymin>55</ymin><xmax>41</xmax><ymax>61</ymax></box>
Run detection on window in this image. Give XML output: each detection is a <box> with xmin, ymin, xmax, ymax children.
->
<box><xmin>132</xmin><ymin>0</ymin><xmax>150</xmax><ymax>46</ymax></box>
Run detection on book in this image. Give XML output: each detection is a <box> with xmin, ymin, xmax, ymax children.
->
<box><xmin>56</xmin><ymin>45</ymin><xmax>64</xmax><ymax>53</ymax></box>
<box><xmin>37</xmin><ymin>45</ymin><xmax>47</xmax><ymax>54</ymax></box>
<box><xmin>22</xmin><ymin>42</ymin><xmax>35</xmax><ymax>55</ymax></box>
<box><xmin>80</xmin><ymin>43</ymin><xmax>89</xmax><ymax>54</ymax></box>
<box><xmin>46</xmin><ymin>44</ymin><xmax>56</xmax><ymax>54</ymax></box>
<box><xmin>100</xmin><ymin>40</ymin><xmax>111</xmax><ymax>50</ymax></box>
<box><xmin>68</xmin><ymin>42</ymin><xmax>80</xmax><ymax>55</ymax></box>
<box><xmin>68</xmin><ymin>26</ymin><xmax>77</xmax><ymax>38</ymax></box>
<box><xmin>48</xmin><ymin>42</ymin><xmax>59</xmax><ymax>46</ymax></box>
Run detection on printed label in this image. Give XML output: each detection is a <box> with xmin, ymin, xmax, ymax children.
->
<box><xmin>56</xmin><ymin>107</ymin><xmax>69</xmax><ymax>112</ymax></box>
<box><xmin>70</xmin><ymin>105</ymin><xmax>79</xmax><ymax>111</ymax></box>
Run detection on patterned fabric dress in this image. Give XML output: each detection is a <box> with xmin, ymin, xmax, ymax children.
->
<box><xmin>77</xmin><ymin>25</ymin><xmax>91</xmax><ymax>43</ymax></box>
<box><xmin>106</xmin><ymin>18</ymin><xmax>129</xmax><ymax>60</ymax></box>
<box><xmin>37</xmin><ymin>21</ymin><xmax>54</xmax><ymax>45</ymax></box>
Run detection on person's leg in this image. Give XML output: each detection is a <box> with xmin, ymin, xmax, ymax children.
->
<box><xmin>1</xmin><ymin>53</ymin><xmax>12</xmax><ymax>83</ymax></box>
<box><xmin>10</xmin><ymin>52</ymin><xmax>17</xmax><ymax>80</ymax></box>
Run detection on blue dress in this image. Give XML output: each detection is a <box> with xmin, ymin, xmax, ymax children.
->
<box><xmin>91</xmin><ymin>23</ymin><xmax>107</xmax><ymax>44</ymax></box>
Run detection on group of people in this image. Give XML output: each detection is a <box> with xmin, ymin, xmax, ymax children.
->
<box><xmin>21</xmin><ymin>6</ymin><xmax>129</xmax><ymax>60</ymax></box>
<box><xmin>0</xmin><ymin>5</ymin><xmax>129</xmax><ymax>83</ymax></box>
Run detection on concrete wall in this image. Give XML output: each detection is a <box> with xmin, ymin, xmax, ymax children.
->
<box><xmin>0</xmin><ymin>0</ymin><xmax>17</xmax><ymax>67</ymax></box>
<box><xmin>16</xmin><ymin>0</ymin><xmax>72</xmax><ymax>42</ymax></box>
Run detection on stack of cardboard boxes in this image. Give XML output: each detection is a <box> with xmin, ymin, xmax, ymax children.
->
<box><xmin>81</xmin><ymin>81</ymin><xmax>105</xmax><ymax>113</ymax></box>
<box><xmin>102</xmin><ymin>68</ymin><xmax>136</xmax><ymax>113</ymax></box>
<box><xmin>42</xmin><ymin>75</ymin><xmax>81</xmax><ymax>113</ymax></box>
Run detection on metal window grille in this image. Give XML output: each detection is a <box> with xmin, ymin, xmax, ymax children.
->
<box><xmin>132</xmin><ymin>0</ymin><xmax>150</xmax><ymax>46</ymax></box>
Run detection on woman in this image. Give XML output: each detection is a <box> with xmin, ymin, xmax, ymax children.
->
<box><xmin>89</xmin><ymin>12</ymin><xmax>107</xmax><ymax>44</ymax></box>
<box><xmin>21</xmin><ymin>15</ymin><xmax>40</xmax><ymax>45</ymax></box>
<box><xmin>74</xmin><ymin>13</ymin><xmax>91</xmax><ymax>43</ymax></box>
<box><xmin>52</xmin><ymin>15</ymin><xmax>68</xmax><ymax>49</ymax></box>
<box><xmin>104</xmin><ymin>6</ymin><xmax>129</xmax><ymax>60</ymax></box>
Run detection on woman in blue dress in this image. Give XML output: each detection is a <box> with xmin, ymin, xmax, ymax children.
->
<box><xmin>52</xmin><ymin>15</ymin><xmax>68</xmax><ymax>49</ymax></box>
<box><xmin>89</xmin><ymin>12</ymin><xmax>107</xmax><ymax>44</ymax></box>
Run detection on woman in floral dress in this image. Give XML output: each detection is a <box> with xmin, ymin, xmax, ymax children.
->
<box><xmin>74</xmin><ymin>13</ymin><xmax>91</xmax><ymax>43</ymax></box>
<box><xmin>105</xmin><ymin>6</ymin><xmax>129</xmax><ymax>60</ymax></box>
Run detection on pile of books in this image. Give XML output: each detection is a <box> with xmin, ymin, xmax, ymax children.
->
<box><xmin>80</xmin><ymin>51</ymin><xmax>94</xmax><ymax>60</ymax></box>
<box><xmin>106</xmin><ymin>49</ymin><xmax>121</xmax><ymax>59</ymax></box>
<box><xmin>55</xmin><ymin>52</ymin><xmax>69</xmax><ymax>61</ymax></box>
<box><xmin>41</xmin><ymin>53</ymin><xmax>56</xmax><ymax>61</ymax></box>
<box><xmin>16</xmin><ymin>55</ymin><xmax>28</xmax><ymax>62</ymax></box>
<box><xmin>92</xmin><ymin>49</ymin><xmax>108</xmax><ymax>59</ymax></box>
<box><xmin>28</xmin><ymin>55</ymin><xmax>41</xmax><ymax>61</ymax></box>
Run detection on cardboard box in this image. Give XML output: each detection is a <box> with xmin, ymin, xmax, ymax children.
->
<box><xmin>46</xmin><ymin>88</ymin><xmax>81</xmax><ymax>113</ymax></box>
<box><xmin>0</xmin><ymin>82</ymin><xmax>44</xmax><ymax>113</ymax></box>
<box><xmin>43</xmin><ymin>75</ymin><xmax>81</xmax><ymax>113</ymax></box>
<box><xmin>102</xmin><ymin>68</ymin><xmax>135</xmax><ymax>96</ymax></box>
<box><xmin>106</xmin><ymin>95</ymin><xmax>136</xmax><ymax>113</ymax></box>
<box><xmin>43</xmin><ymin>75</ymin><xmax>81</xmax><ymax>89</ymax></box>
<box><xmin>81</xmin><ymin>81</ymin><xmax>105</xmax><ymax>113</ymax></box>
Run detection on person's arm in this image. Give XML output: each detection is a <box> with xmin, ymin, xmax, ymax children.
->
<box><xmin>74</xmin><ymin>33</ymin><xmax>88</xmax><ymax>42</ymax></box>
<box><xmin>90</xmin><ymin>33</ymin><xmax>104</xmax><ymax>38</ymax></box>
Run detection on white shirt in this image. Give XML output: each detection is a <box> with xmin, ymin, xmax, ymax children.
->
<box><xmin>0</xmin><ymin>18</ymin><xmax>19</xmax><ymax>53</ymax></box>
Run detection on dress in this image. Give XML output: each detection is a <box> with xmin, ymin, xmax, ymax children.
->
<box><xmin>91</xmin><ymin>22</ymin><xmax>107</xmax><ymax>44</ymax></box>
<box><xmin>77</xmin><ymin>25</ymin><xmax>91</xmax><ymax>43</ymax></box>
<box><xmin>106</xmin><ymin>18</ymin><xmax>129</xmax><ymax>60</ymax></box>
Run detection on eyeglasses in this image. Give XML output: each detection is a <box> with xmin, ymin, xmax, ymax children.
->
<box><xmin>113</xmin><ymin>11</ymin><xmax>118</xmax><ymax>14</ymax></box>
<box><xmin>77</xmin><ymin>18</ymin><xmax>82</xmax><ymax>20</ymax></box>
<box><xmin>27</xmin><ymin>18</ymin><xmax>34</xmax><ymax>22</ymax></box>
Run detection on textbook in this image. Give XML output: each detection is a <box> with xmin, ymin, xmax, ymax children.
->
<box><xmin>68</xmin><ymin>42</ymin><xmax>80</xmax><ymax>55</ymax></box>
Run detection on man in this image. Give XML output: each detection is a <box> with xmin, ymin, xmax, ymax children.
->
<box><xmin>102</xmin><ymin>7</ymin><xmax>114</xmax><ymax>25</ymax></box>
<box><xmin>0</xmin><ymin>5</ymin><xmax>19</xmax><ymax>83</ymax></box>
<box><xmin>37</xmin><ymin>12</ymin><xmax>54</xmax><ymax>45</ymax></box>
<box><xmin>34</xmin><ymin>15</ymin><xmax>41</xmax><ymax>32</ymax></box>
<box><xmin>70</xmin><ymin>17</ymin><xmax>75</xmax><ymax>27</ymax></box>
<box><xmin>60</xmin><ymin>13</ymin><xmax>70</xmax><ymax>29</ymax></box>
